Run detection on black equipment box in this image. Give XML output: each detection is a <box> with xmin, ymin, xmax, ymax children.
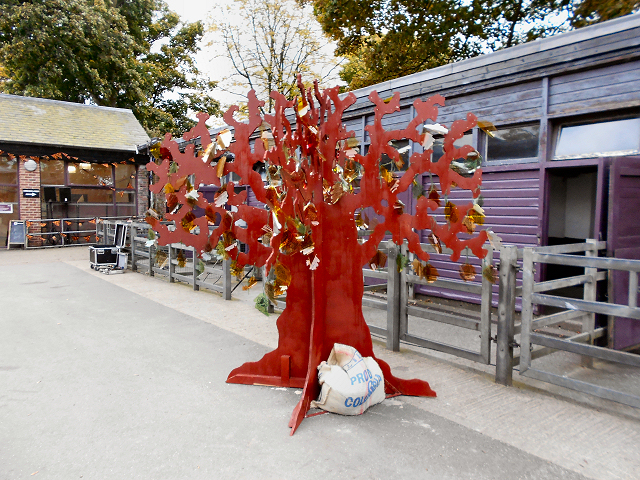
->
<box><xmin>89</xmin><ymin>223</ymin><xmax>128</xmax><ymax>270</ymax></box>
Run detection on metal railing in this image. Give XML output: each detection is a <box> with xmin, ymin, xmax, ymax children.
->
<box><xmin>97</xmin><ymin>219</ymin><xmax>640</xmax><ymax>408</ymax></box>
<box><xmin>25</xmin><ymin>217</ymin><xmax>98</xmax><ymax>248</ymax></box>
<box><xmin>101</xmin><ymin>220</ymin><xmax>234</xmax><ymax>299</ymax></box>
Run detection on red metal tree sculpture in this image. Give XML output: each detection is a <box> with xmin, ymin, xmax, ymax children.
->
<box><xmin>147</xmin><ymin>78</ymin><xmax>487</xmax><ymax>434</ymax></box>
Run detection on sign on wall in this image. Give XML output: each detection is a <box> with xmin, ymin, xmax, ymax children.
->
<box><xmin>22</xmin><ymin>189</ymin><xmax>39</xmax><ymax>198</ymax></box>
<box><xmin>0</xmin><ymin>203</ymin><xmax>13</xmax><ymax>214</ymax></box>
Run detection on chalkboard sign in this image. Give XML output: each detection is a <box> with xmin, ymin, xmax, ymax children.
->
<box><xmin>8</xmin><ymin>220</ymin><xmax>26</xmax><ymax>248</ymax></box>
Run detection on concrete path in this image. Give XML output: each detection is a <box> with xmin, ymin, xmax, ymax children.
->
<box><xmin>1</xmin><ymin>247</ymin><xmax>639</xmax><ymax>479</ymax></box>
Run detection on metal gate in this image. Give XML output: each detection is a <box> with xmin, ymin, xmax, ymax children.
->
<box><xmin>519</xmin><ymin>241</ymin><xmax>640</xmax><ymax>408</ymax></box>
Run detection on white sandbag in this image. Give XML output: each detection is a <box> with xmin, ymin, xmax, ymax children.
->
<box><xmin>310</xmin><ymin>343</ymin><xmax>385</xmax><ymax>415</ymax></box>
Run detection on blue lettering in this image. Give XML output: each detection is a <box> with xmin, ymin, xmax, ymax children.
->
<box><xmin>356</xmin><ymin>373</ymin><xmax>365</xmax><ymax>384</ymax></box>
<box><xmin>345</xmin><ymin>397</ymin><xmax>353</xmax><ymax>407</ymax></box>
<box><xmin>353</xmin><ymin>397</ymin><xmax>362</xmax><ymax>407</ymax></box>
<box><xmin>350</xmin><ymin>376</ymin><xmax>357</xmax><ymax>385</ymax></box>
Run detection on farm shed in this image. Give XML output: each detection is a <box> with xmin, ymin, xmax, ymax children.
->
<box><xmin>339</xmin><ymin>13</ymin><xmax>640</xmax><ymax>349</ymax></box>
<box><xmin>0</xmin><ymin>94</ymin><xmax>150</xmax><ymax>247</ymax></box>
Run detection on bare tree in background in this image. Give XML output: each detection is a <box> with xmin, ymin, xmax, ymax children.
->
<box><xmin>209</xmin><ymin>0</ymin><xmax>342</xmax><ymax>112</ymax></box>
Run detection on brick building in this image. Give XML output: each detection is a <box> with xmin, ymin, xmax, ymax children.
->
<box><xmin>0</xmin><ymin>94</ymin><xmax>149</xmax><ymax>246</ymax></box>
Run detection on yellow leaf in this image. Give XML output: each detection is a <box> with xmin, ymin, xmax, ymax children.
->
<box><xmin>216</xmin><ymin>156</ymin><xmax>226</xmax><ymax>178</ymax></box>
<box><xmin>478</xmin><ymin>120</ymin><xmax>497</xmax><ymax>138</ymax></box>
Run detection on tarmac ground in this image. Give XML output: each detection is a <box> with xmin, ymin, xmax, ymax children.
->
<box><xmin>2</xmin><ymin>247</ymin><xmax>640</xmax><ymax>479</ymax></box>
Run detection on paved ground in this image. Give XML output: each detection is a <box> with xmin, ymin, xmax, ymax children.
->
<box><xmin>1</xmin><ymin>247</ymin><xmax>640</xmax><ymax>479</ymax></box>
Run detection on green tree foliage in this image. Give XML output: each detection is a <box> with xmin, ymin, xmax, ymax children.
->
<box><xmin>571</xmin><ymin>0</ymin><xmax>640</xmax><ymax>27</ymax></box>
<box><xmin>0</xmin><ymin>0</ymin><xmax>221</xmax><ymax>136</ymax></box>
<box><xmin>210</xmin><ymin>0</ymin><xmax>342</xmax><ymax>112</ymax></box>
<box><xmin>306</xmin><ymin>0</ymin><xmax>635</xmax><ymax>91</ymax></box>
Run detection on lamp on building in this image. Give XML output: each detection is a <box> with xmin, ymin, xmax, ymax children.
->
<box><xmin>24</xmin><ymin>159</ymin><xmax>37</xmax><ymax>172</ymax></box>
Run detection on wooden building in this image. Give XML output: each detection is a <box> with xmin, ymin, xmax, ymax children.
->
<box><xmin>0</xmin><ymin>94</ymin><xmax>150</xmax><ymax>246</ymax></box>
<box><xmin>339</xmin><ymin>13</ymin><xmax>640</xmax><ymax>349</ymax></box>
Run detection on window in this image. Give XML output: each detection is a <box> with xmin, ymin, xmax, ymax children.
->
<box><xmin>432</xmin><ymin>132</ymin><xmax>473</xmax><ymax>163</ymax></box>
<box><xmin>379</xmin><ymin>139</ymin><xmax>411</xmax><ymax>172</ymax></box>
<box><xmin>487</xmin><ymin>124</ymin><xmax>539</xmax><ymax>162</ymax></box>
<box><xmin>554</xmin><ymin>118</ymin><xmax>640</xmax><ymax>159</ymax></box>
<box><xmin>40</xmin><ymin>159</ymin><xmax>65</xmax><ymax>185</ymax></box>
<box><xmin>0</xmin><ymin>155</ymin><xmax>19</xmax><ymax>246</ymax></box>
<box><xmin>40</xmin><ymin>159</ymin><xmax>138</xmax><ymax>219</ymax></box>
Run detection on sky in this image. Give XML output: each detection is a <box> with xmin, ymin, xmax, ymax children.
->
<box><xmin>162</xmin><ymin>0</ymin><xmax>342</xmax><ymax>115</ymax></box>
<box><xmin>163</xmin><ymin>1</ymin><xmax>220</xmax><ymax>84</ymax></box>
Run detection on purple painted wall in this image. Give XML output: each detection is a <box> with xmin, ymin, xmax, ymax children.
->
<box><xmin>416</xmin><ymin>168</ymin><xmax>540</xmax><ymax>304</ymax></box>
<box><xmin>607</xmin><ymin>157</ymin><xmax>640</xmax><ymax>350</ymax></box>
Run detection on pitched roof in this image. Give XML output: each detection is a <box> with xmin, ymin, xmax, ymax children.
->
<box><xmin>0</xmin><ymin>94</ymin><xmax>149</xmax><ymax>152</ymax></box>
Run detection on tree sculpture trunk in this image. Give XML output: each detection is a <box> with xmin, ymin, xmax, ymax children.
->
<box><xmin>228</xmin><ymin>187</ymin><xmax>436</xmax><ymax>434</ymax></box>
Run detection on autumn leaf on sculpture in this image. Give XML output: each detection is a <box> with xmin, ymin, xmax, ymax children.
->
<box><xmin>217</xmin><ymin>129</ymin><xmax>233</xmax><ymax>149</ymax></box>
<box><xmin>412</xmin><ymin>176</ymin><xmax>425</xmax><ymax>199</ymax></box>
<box><xmin>167</xmin><ymin>194</ymin><xmax>178</xmax><ymax>212</ymax></box>
<box><xmin>428</xmin><ymin>186</ymin><xmax>441</xmax><ymax>207</ymax></box>
<box><xmin>369</xmin><ymin>250</ymin><xmax>388</xmax><ymax>270</ymax></box>
<box><xmin>176</xmin><ymin>250</ymin><xmax>186</xmax><ymax>268</ymax></box>
<box><xmin>380</xmin><ymin>165</ymin><xmax>394</xmax><ymax>186</ymax></box>
<box><xmin>477</xmin><ymin>120</ymin><xmax>497</xmax><ymax>138</ymax></box>
<box><xmin>486</xmin><ymin>229</ymin><xmax>503</xmax><ymax>249</ymax></box>
<box><xmin>445</xmin><ymin>201</ymin><xmax>459</xmax><ymax>223</ymax></box>
<box><xmin>300</xmin><ymin>235</ymin><xmax>314</xmax><ymax>255</ymax></box>
<box><xmin>343</xmin><ymin>160</ymin><xmax>359</xmax><ymax>183</ymax></box>
<box><xmin>393</xmin><ymin>200</ymin><xmax>405</xmax><ymax>215</ymax></box>
<box><xmin>230</xmin><ymin>260</ymin><xmax>244</xmax><ymax>278</ymax></box>
<box><xmin>261</xmin><ymin>130</ymin><xmax>275</xmax><ymax>150</ymax></box>
<box><xmin>483</xmin><ymin>265</ymin><xmax>498</xmax><ymax>284</ymax></box>
<box><xmin>164</xmin><ymin>183</ymin><xmax>175</xmax><ymax>194</ymax></box>
<box><xmin>181</xmin><ymin>211</ymin><xmax>197</xmax><ymax>232</ymax></box>
<box><xmin>304</xmin><ymin>202</ymin><xmax>318</xmax><ymax>225</ymax></box>
<box><xmin>331</xmin><ymin>181</ymin><xmax>345</xmax><ymax>204</ymax></box>
<box><xmin>185</xmin><ymin>189</ymin><xmax>199</xmax><ymax>203</ymax></box>
<box><xmin>202</xmin><ymin>141</ymin><xmax>217</xmax><ymax>163</ymax></box>
<box><xmin>216</xmin><ymin>156</ymin><xmax>226</xmax><ymax>178</ymax></box>
<box><xmin>423</xmin><ymin>123</ymin><xmax>448</xmax><ymax>135</ymax></box>
<box><xmin>459</xmin><ymin>263</ymin><xmax>476</xmax><ymax>281</ymax></box>
<box><xmin>306</xmin><ymin>255</ymin><xmax>319</xmax><ymax>270</ymax></box>
<box><xmin>422</xmin><ymin>132</ymin><xmax>434</xmax><ymax>150</ymax></box>
<box><xmin>346</xmin><ymin>137</ymin><xmax>360</xmax><ymax>149</ymax></box>
<box><xmin>427</xmin><ymin>233</ymin><xmax>443</xmax><ymax>254</ymax></box>
<box><xmin>462</xmin><ymin>216</ymin><xmax>475</xmax><ymax>234</ymax></box>
<box><xmin>243</xmin><ymin>276</ymin><xmax>258</xmax><ymax>290</ymax></box>
<box><xmin>413</xmin><ymin>261</ymin><xmax>439</xmax><ymax>283</ymax></box>
<box><xmin>274</xmin><ymin>262</ymin><xmax>292</xmax><ymax>287</ymax></box>
<box><xmin>470</xmin><ymin>203</ymin><xmax>485</xmax><ymax>225</ymax></box>
<box><xmin>146</xmin><ymin>216</ymin><xmax>158</xmax><ymax>228</ymax></box>
<box><xmin>354</xmin><ymin>211</ymin><xmax>368</xmax><ymax>230</ymax></box>
<box><xmin>423</xmin><ymin>264</ymin><xmax>439</xmax><ymax>283</ymax></box>
<box><xmin>297</xmin><ymin>98</ymin><xmax>309</xmax><ymax>116</ymax></box>
<box><xmin>214</xmin><ymin>189</ymin><xmax>228</xmax><ymax>207</ymax></box>
<box><xmin>280</xmin><ymin>229</ymin><xmax>301</xmax><ymax>255</ymax></box>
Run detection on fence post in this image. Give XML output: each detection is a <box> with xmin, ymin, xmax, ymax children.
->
<box><xmin>222</xmin><ymin>256</ymin><xmax>232</xmax><ymax>300</ymax></box>
<box><xmin>169</xmin><ymin>244</ymin><xmax>175</xmax><ymax>283</ymax></box>
<box><xmin>520</xmin><ymin>247</ymin><xmax>534</xmax><ymax>374</ymax></box>
<box><xmin>480</xmin><ymin>244</ymin><xmax>494</xmax><ymax>364</ymax></box>
<box><xmin>148</xmin><ymin>242</ymin><xmax>154</xmax><ymax>277</ymax></box>
<box><xmin>399</xmin><ymin>242</ymin><xmax>409</xmax><ymax>340</ymax></box>
<box><xmin>386</xmin><ymin>240</ymin><xmax>401</xmax><ymax>352</ymax></box>
<box><xmin>496</xmin><ymin>245</ymin><xmax>517</xmax><ymax>386</ymax></box>
<box><xmin>192</xmin><ymin>247</ymin><xmax>199</xmax><ymax>291</ymax></box>
<box><xmin>582</xmin><ymin>239</ymin><xmax>598</xmax><ymax>367</ymax></box>
<box><xmin>130</xmin><ymin>224</ymin><xmax>137</xmax><ymax>272</ymax></box>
